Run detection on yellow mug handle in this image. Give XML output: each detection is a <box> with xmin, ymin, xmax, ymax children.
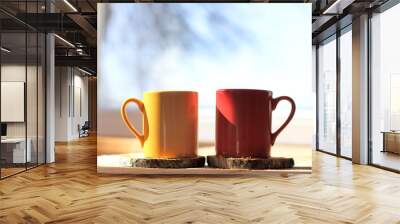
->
<box><xmin>121</xmin><ymin>98</ymin><xmax>148</xmax><ymax>147</ymax></box>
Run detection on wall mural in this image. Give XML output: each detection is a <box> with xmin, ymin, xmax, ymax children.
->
<box><xmin>97</xmin><ymin>3</ymin><xmax>313</xmax><ymax>173</ymax></box>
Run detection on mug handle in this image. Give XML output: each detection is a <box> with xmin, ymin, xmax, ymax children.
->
<box><xmin>121</xmin><ymin>98</ymin><xmax>148</xmax><ymax>147</ymax></box>
<box><xmin>271</xmin><ymin>96</ymin><xmax>296</xmax><ymax>145</ymax></box>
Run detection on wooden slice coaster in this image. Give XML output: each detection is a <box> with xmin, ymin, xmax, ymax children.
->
<box><xmin>207</xmin><ymin>156</ymin><xmax>294</xmax><ymax>169</ymax></box>
<box><xmin>132</xmin><ymin>156</ymin><xmax>206</xmax><ymax>169</ymax></box>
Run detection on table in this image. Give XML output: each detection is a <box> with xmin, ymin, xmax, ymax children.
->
<box><xmin>1</xmin><ymin>138</ymin><xmax>31</xmax><ymax>163</ymax></box>
<box><xmin>381</xmin><ymin>131</ymin><xmax>400</xmax><ymax>154</ymax></box>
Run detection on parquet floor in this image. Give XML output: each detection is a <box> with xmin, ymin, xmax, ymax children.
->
<box><xmin>1</xmin><ymin>136</ymin><xmax>400</xmax><ymax>224</ymax></box>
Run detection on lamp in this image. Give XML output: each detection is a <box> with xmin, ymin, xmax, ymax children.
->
<box><xmin>63</xmin><ymin>0</ymin><xmax>78</xmax><ymax>12</ymax></box>
<box><xmin>322</xmin><ymin>0</ymin><xmax>355</xmax><ymax>15</ymax></box>
<box><xmin>78</xmin><ymin>67</ymin><xmax>94</xmax><ymax>76</ymax></box>
<box><xmin>54</xmin><ymin>34</ymin><xmax>75</xmax><ymax>48</ymax></box>
<box><xmin>1</xmin><ymin>47</ymin><xmax>11</xmax><ymax>53</ymax></box>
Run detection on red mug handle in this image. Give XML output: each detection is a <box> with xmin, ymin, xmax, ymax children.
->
<box><xmin>271</xmin><ymin>96</ymin><xmax>296</xmax><ymax>145</ymax></box>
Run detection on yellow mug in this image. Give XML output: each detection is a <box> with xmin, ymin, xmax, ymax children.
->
<box><xmin>121</xmin><ymin>91</ymin><xmax>198</xmax><ymax>158</ymax></box>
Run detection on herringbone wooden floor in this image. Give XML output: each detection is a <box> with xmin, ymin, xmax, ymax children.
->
<box><xmin>1</xmin><ymin>136</ymin><xmax>400</xmax><ymax>224</ymax></box>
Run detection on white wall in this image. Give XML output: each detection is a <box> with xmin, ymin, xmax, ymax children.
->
<box><xmin>1</xmin><ymin>65</ymin><xmax>28</xmax><ymax>140</ymax></box>
<box><xmin>55</xmin><ymin>67</ymin><xmax>89</xmax><ymax>141</ymax></box>
<box><xmin>55</xmin><ymin>67</ymin><xmax>70</xmax><ymax>141</ymax></box>
<box><xmin>1</xmin><ymin>64</ymin><xmax>46</xmax><ymax>163</ymax></box>
<box><xmin>72</xmin><ymin>73</ymin><xmax>89</xmax><ymax>137</ymax></box>
<box><xmin>1</xmin><ymin>65</ymin><xmax>41</xmax><ymax>137</ymax></box>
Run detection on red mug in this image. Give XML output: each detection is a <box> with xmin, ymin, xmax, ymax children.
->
<box><xmin>216</xmin><ymin>89</ymin><xmax>296</xmax><ymax>158</ymax></box>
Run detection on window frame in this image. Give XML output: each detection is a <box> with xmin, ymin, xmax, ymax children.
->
<box><xmin>315</xmin><ymin>24</ymin><xmax>353</xmax><ymax>161</ymax></box>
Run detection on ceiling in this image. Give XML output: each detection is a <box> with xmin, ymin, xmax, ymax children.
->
<box><xmin>0</xmin><ymin>0</ymin><xmax>392</xmax><ymax>74</ymax></box>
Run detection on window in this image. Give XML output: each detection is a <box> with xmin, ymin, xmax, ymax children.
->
<box><xmin>317</xmin><ymin>36</ymin><xmax>337</xmax><ymax>154</ymax></box>
<box><xmin>339</xmin><ymin>28</ymin><xmax>352</xmax><ymax>158</ymax></box>
<box><xmin>370</xmin><ymin>3</ymin><xmax>400</xmax><ymax>171</ymax></box>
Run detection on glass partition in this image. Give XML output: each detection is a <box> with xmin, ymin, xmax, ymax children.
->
<box><xmin>317</xmin><ymin>36</ymin><xmax>337</xmax><ymax>154</ymax></box>
<box><xmin>371</xmin><ymin>3</ymin><xmax>400</xmax><ymax>171</ymax></box>
<box><xmin>339</xmin><ymin>28</ymin><xmax>352</xmax><ymax>158</ymax></box>
<box><xmin>38</xmin><ymin>32</ymin><xmax>45</xmax><ymax>165</ymax></box>
<box><xmin>0</xmin><ymin>31</ymin><xmax>28</xmax><ymax>177</ymax></box>
<box><xmin>0</xmin><ymin>2</ymin><xmax>46</xmax><ymax>179</ymax></box>
<box><xmin>27</xmin><ymin>31</ymin><xmax>38</xmax><ymax>169</ymax></box>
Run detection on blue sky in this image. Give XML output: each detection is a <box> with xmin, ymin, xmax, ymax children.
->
<box><xmin>99</xmin><ymin>4</ymin><xmax>312</xmax><ymax>115</ymax></box>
